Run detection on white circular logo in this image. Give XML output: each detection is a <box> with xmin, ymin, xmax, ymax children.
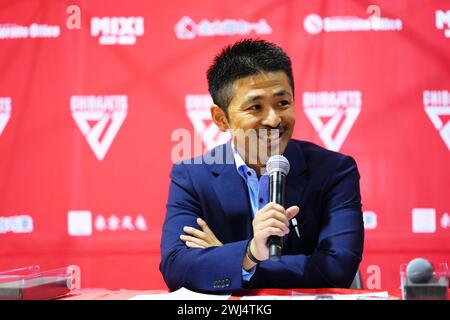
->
<box><xmin>174</xmin><ymin>16</ymin><xmax>197</xmax><ymax>39</ymax></box>
<box><xmin>304</xmin><ymin>14</ymin><xmax>323</xmax><ymax>34</ymax></box>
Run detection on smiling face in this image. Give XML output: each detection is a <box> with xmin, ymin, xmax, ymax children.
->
<box><xmin>211</xmin><ymin>71</ymin><xmax>296</xmax><ymax>173</ymax></box>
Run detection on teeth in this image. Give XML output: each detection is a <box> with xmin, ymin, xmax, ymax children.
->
<box><xmin>258</xmin><ymin>130</ymin><xmax>283</xmax><ymax>143</ymax></box>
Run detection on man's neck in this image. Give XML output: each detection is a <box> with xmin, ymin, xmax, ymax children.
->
<box><xmin>246</xmin><ymin>162</ymin><xmax>267</xmax><ymax>177</ymax></box>
<box><xmin>231</xmin><ymin>140</ymin><xmax>267</xmax><ymax>176</ymax></box>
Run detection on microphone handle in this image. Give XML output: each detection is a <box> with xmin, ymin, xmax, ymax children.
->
<box><xmin>268</xmin><ymin>171</ymin><xmax>286</xmax><ymax>261</ymax></box>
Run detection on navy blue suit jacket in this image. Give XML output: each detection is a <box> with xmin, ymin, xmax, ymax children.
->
<box><xmin>160</xmin><ymin>139</ymin><xmax>364</xmax><ymax>292</ymax></box>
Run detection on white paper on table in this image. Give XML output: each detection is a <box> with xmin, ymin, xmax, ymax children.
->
<box><xmin>241</xmin><ymin>291</ymin><xmax>391</xmax><ymax>300</ymax></box>
<box><xmin>128</xmin><ymin>287</ymin><xmax>231</xmax><ymax>300</ymax></box>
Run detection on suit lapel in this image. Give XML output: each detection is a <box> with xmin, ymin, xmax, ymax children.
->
<box><xmin>210</xmin><ymin>142</ymin><xmax>253</xmax><ymax>240</ymax></box>
<box><xmin>282</xmin><ymin>141</ymin><xmax>308</xmax><ymax>248</ymax></box>
<box><xmin>283</xmin><ymin>140</ymin><xmax>308</xmax><ymax>208</ymax></box>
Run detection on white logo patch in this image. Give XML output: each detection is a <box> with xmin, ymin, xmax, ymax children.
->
<box><xmin>424</xmin><ymin>90</ymin><xmax>450</xmax><ymax>150</ymax></box>
<box><xmin>303</xmin><ymin>91</ymin><xmax>361</xmax><ymax>151</ymax></box>
<box><xmin>67</xmin><ymin>210</ymin><xmax>92</xmax><ymax>236</ymax></box>
<box><xmin>185</xmin><ymin>94</ymin><xmax>230</xmax><ymax>150</ymax></box>
<box><xmin>91</xmin><ymin>17</ymin><xmax>144</xmax><ymax>45</ymax></box>
<box><xmin>174</xmin><ymin>16</ymin><xmax>271</xmax><ymax>39</ymax></box>
<box><xmin>412</xmin><ymin>208</ymin><xmax>436</xmax><ymax>233</ymax></box>
<box><xmin>0</xmin><ymin>97</ymin><xmax>11</xmax><ymax>135</ymax></box>
<box><xmin>71</xmin><ymin>95</ymin><xmax>128</xmax><ymax>161</ymax></box>
<box><xmin>436</xmin><ymin>10</ymin><xmax>450</xmax><ymax>38</ymax></box>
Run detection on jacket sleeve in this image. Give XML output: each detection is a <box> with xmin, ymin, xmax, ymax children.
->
<box><xmin>159</xmin><ymin>162</ymin><xmax>249</xmax><ymax>292</ymax></box>
<box><xmin>249</xmin><ymin>155</ymin><xmax>364</xmax><ymax>288</ymax></box>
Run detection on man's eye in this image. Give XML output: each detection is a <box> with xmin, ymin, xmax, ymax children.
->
<box><xmin>277</xmin><ymin>100</ymin><xmax>290</xmax><ymax>107</ymax></box>
<box><xmin>247</xmin><ymin>104</ymin><xmax>261</xmax><ymax>111</ymax></box>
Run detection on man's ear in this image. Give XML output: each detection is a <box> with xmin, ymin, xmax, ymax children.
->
<box><xmin>210</xmin><ymin>104</ymin><xmax>230</xmax><ymax>132</ymax></box>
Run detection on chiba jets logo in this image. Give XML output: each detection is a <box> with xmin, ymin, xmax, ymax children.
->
<box><xmin>185</xmin><ymin>94</ymin><xmax>230</xmax><ymax>150</ymax></box>
<box><xmin>424</xmin><ymin>90</ymin><xmax>450</xmax><ymax>150</ymax></box>
<box><xmin>303</xmin><ymin>91</ymin><xmax>361</xmax><ymax>151</ymax></box>
<box><xmin>0</xmin><ymin>97</ymin><xmax>11</xmax><ymax>135</ymax></box>
<box><xmin>71</xmin><ymin>95</ymin><xmax>128</xmax><ymax>161</ymax></box>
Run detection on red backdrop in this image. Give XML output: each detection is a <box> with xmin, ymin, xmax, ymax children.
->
<box><xmin>0</xmin><ymin>0</ymin><xmax>449</xmax><ymax>290</ymax></box>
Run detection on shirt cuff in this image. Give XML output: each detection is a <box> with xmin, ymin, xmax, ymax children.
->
<box><xmin>242</xmin><ymin>266</ymin><xmax>256</xmax><ymax>282</ymax></box>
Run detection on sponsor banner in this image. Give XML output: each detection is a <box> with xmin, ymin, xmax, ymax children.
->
<box><xmin>0</xmin><ymin>0</ymin><xmax>448</xmax><ymax>291</ymax></box>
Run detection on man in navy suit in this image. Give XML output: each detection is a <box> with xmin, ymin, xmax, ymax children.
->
<box><xmin>160</xmin><ymin>39</ymin><xmax>364</xmax><ymax>292</ymax></box>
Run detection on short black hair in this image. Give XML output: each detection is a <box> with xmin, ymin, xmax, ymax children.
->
<box><xmin>207</xmin><ymin>38</ymin><xmax>294</xmax><ymax>116</ymax></box>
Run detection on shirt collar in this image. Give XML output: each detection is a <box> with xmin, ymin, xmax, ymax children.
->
<box><xmin>231</xmin><ymin>140</ymin><xmax>247</xmax><ymax>175</ymax></box>
<box><xmin>231</xmin><ymin>140</ymin><xmax>269</xmax><ymax>178</ymax></box>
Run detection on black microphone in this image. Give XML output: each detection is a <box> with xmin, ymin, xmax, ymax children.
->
<box><xmin>266</xmin><ymin>155</ymin><xmax>290</xmax><ymax>261</ymax></box>
<box><xmin>402</xmin><ymin>258</ymin><xmax>448</xmax><ymax>300</ymax></box>
<box><xmin>406</xmin><ymin>258</ymin><xmax>434</xmax><ymax>284</ymax></box>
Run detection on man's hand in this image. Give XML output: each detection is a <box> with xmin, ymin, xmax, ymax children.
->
<box><xmin>180</xmin><ymin>218</ymin><xmax>223</xmax><ymax>248</ymax></box>
<box><xmin>250</xmin><ymin>202</ymin><xmax>300</xmax><ymax>261</ymax></box>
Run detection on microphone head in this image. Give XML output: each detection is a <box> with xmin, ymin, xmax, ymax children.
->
<box><xmin>266</xmin><ymin>155</ymin><xmax>290</xmax><ymax>176</ymax></box>
<box><xmin>406</xmin><ymin>258</ymin><xmax>434</xmax><ymax>284</ymax></box>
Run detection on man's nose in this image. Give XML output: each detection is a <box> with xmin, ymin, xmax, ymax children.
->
<box><xmin>262</xmin><ymin>107</ymin><xmax>281</xmax><ymax>128</ymax></box>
